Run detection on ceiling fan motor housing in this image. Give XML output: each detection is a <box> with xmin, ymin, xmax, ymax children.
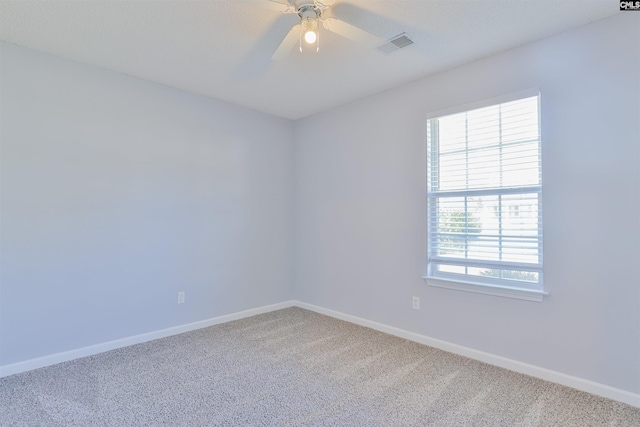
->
<box><xmin>298</xmin><ymin>4</ymin><xmax>321</xmax><ymax>19</ymax></box>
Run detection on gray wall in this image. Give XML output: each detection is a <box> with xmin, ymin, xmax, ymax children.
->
<box><xmin>0</xmin><ymin>43</ymin><xmax>295</xmax><ymax>365</ymax></box>
<box><xmin>293</xmin><ymin>13</ymin><xmax>640</xmax><ymax>394</ymax></box>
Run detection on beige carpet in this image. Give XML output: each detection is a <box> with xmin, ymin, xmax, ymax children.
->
<box><xmin>1</xmin><ymin>307</ymin><xmax>639</xmax><ymax>426</ymax></box>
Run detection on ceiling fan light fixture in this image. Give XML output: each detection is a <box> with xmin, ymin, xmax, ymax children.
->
<box><xmin>302</xmin><ymin>18</ymin><xmax>317</xmax><ymax>44</ymax></box>
<box><xmin>298</xmin><ymin>4</ymin><xmax>320</xmax><ymax>53</ymax></box>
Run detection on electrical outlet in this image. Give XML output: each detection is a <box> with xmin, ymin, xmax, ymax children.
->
<box><xmin>177</xmin><ymin>291</ymin><xmax>185</xmax><ymax>304</ymax></box>
<box><xmin>412</xmin><ymin>296</ymin><xmax>420</xmax><ymax>310</ymax></box>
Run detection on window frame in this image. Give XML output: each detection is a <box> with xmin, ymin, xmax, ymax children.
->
<box><xmin>421</xmin><ymin>89</ymin><xmax>547</xmax><ymax>302</ymax></box>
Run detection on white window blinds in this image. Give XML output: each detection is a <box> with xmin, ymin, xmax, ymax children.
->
<box><xmin>426</xmin><ymin>93</ymin><xmax>544</xmax><ymax>300</ymax></box>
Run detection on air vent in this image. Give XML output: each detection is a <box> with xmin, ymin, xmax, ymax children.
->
<box><xmin>377</xmin><ymin>33</ymin><xmax>414</xmax><ymax>54</ymax></box>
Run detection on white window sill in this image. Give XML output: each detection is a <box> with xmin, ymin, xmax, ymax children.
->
<box><xmin>421</xmin><ymin>276</ymin><xmax>548</xmax><ymax>302</ymax></box>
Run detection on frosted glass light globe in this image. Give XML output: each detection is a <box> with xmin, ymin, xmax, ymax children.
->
<box><xmin>304</xmin><ymin>30</ymin><xmax>317</xmax><ymax>44</ymax></box>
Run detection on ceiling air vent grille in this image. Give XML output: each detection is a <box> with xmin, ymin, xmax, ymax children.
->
<box><xmin>377</xmin><ymin>33</ymin><xmax>414</xmax><ymax>54</ymax></box>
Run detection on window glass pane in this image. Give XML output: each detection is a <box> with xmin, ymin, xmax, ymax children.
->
<box><xmin>502</xmin><ymin>194</ymin><xmax>539</xmax><ymax>237</ymax></box>
<box><xmin>502</xmin><ymin>238</ymin><xmax>538</xmax><ymax>263</ymax></box>
<box><xmin>439</xmin><ymin>152</ymin><xmax>466</xmax><ymax>191</ymax></box>
<box><xmin>502</xmin><ymin>97</ymin><xmax>539</xmax><ymax>144</ymax></box>
<box><xmin>467</xmin><ymin>267</ymin><xmax>539</xmax><ymax>284</ymax></box>
<box><xmin>437</xmin><ymin>264</ymin><xmax>465</xmax><ymax>275</ymax></box>
<box><xmin>467</xmin><ymin>105</ymin><xmax>499</xmax><ymax>150</ymax></box>
<box><xmin>434</xmin><ymin>197</ymin><xmax>466</xmax><ymax>258</ymax></box>
<box><xmin>502</xmin><ymin>141</ymin><xmax>540</xmax><ymax>187</ymax></box>
<box><xmin>467</xmin><ymin>196</ymin><xmax>499</xmax><ymax>261</ymax></box>
<box><xmin>501</xmin><ymin>270</ymin><xmax>539</xmax><ymax>283</ymax></box>
<box><xmin>467</xmin><ymin>146</ymin><xmax>500</xmax><ymax>189</ymax></box>
<box><xmin>438</xmin><ymin>114</ymin><xmax>467</xmax><ymax>153</ymax></box>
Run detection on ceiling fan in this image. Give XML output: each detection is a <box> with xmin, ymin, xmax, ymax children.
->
<box><xmin>257</xmin><ymin>0</ymin><xmax>384</xmax><ymax>60</ymax></box>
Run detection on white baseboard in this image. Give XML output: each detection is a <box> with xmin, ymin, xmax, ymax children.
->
<box><xmin>294</xmin><ymin>301</ymin><xmax>640</xmax><ymax>409</ymax></box>
<box><xmin>0</xmin><ymin>300</ymin><xmax>296</xmax><ymax>378</ymax></box>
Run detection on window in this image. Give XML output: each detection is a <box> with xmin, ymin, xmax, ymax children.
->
<box><xmin>423</xmin><ymin>90</ymin><xmax>545</xmax><ymax>301</ymax></box>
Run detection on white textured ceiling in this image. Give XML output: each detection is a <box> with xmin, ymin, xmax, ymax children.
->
<box><xmin>0</xmin><ymin>0</ymin><xmax>619</xmax><ymax>120</ymax></box>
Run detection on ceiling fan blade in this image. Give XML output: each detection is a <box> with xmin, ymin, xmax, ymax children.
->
<box><xmin>271</xmin><ymin>24</ymin><xmax>300</xmax><ymax>60</ymax></box>
<box><xmin>323</xmin><ymin>17</ymin><xmax>383</xmax><ymax>48</ymax></box>
<box><xmin>244</xmin><ymin>0</ymin><xmax>293</xmax><ymax>13</ymax></box>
